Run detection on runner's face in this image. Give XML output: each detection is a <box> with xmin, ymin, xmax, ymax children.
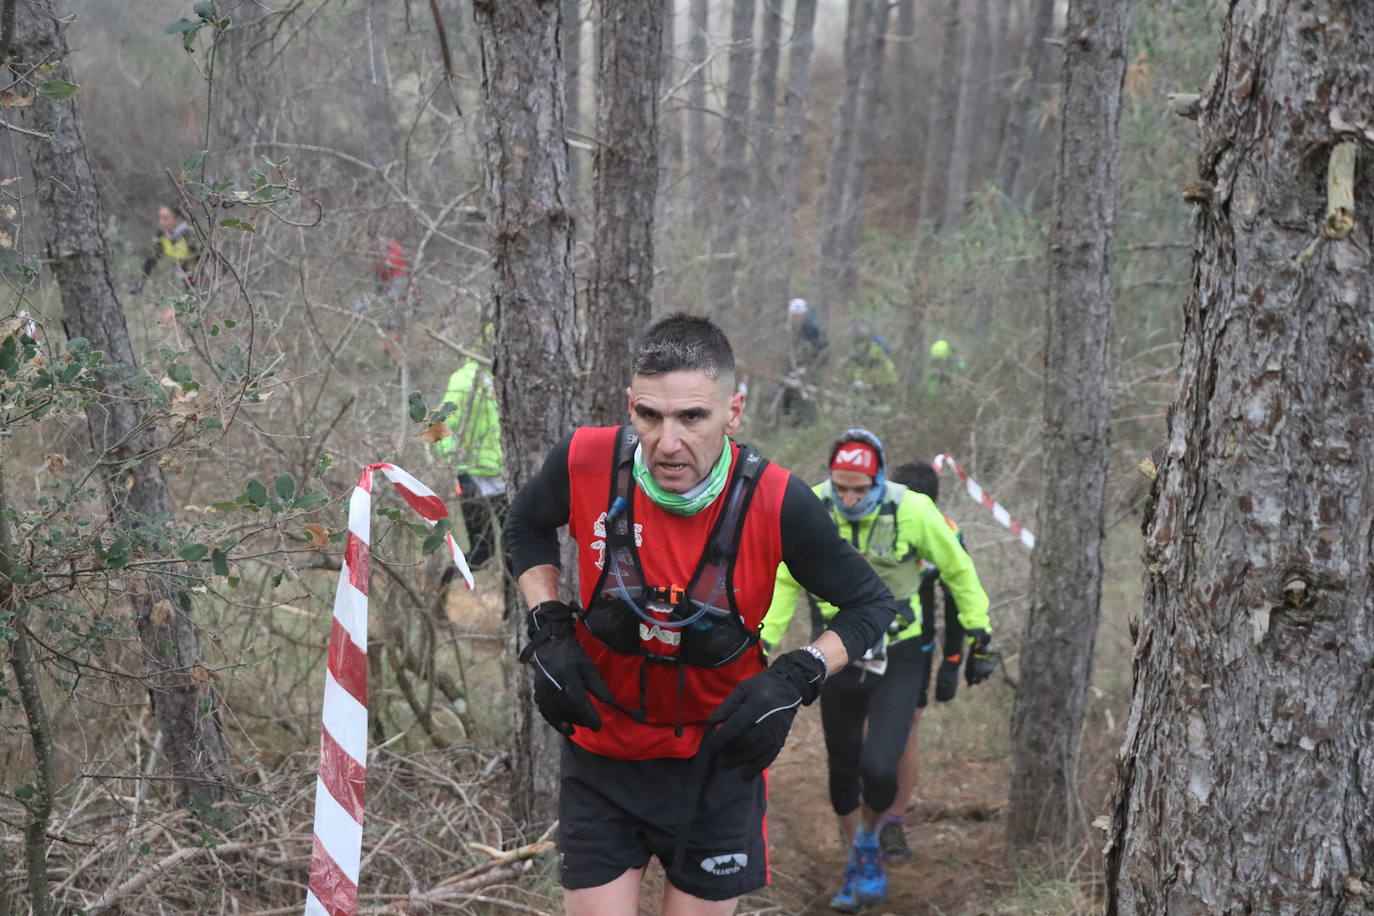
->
<box><xmin>158</xmin><ymin>207</ymin><xmax>177</xmax><ymax>233</ymax></box>
<box><xmin>830</xmin><ymin>468</ymin><xmax>875</xmax><ymax>508</ymax></box>
<box><xmin>627</xmin><ymin>370</ymin><xmax>744</xmax><ymax>493</ymax></box>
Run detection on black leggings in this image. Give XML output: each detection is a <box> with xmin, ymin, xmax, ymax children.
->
<box><xmin>820</xmin><ymin>640</ymin><xmax>932</xmax><ymax>816</ymax></box>
<box><xmin>458</xmin><ymin>474</ymin><xmax>508</xmax><ymax>569</ymax></box>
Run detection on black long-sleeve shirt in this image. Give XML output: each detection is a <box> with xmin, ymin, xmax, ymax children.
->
<box><xmin>505</xmin><ymin>432</ymin><xmax>895</xmax><ymax>662</ymax></box>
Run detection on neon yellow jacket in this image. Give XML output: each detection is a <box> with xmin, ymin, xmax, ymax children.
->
<box><xmin>432</xmin><ymin>360</ymin><xmax>503</xmax><ymax>477</ymax></box>
<box><xmin>762</xmin><ymin>480</ymin><xmax>989</xmax><ymax>649</ymax></box>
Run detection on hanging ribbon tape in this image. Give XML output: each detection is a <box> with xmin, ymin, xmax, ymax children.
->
<box><xmin>304</xmin><ymin>463</ymin><xmax>474</xmax><ymax>916</ymax></box>
<box><xmin>931</xmin><ymin>454</ymin><xmax>1036</xmax><ymax>551</ymax></box>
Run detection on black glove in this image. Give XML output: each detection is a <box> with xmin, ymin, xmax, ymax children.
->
<box><xmin>935</xmin><ymin>653</ymin><xmax>962</xmax><ymax>702</ymax></box>
<box><xmin>517</xmin><ymin>601</ymin><xmax>613</xmax><ymax>736</ymax></box>
<box><xmin>704</xmin><ymin>648</ymin><xmax>826</xmax><ymax>779</ymax></box>
<box><xmin>964</xmin><ymin>629</ymin><xmax>999</xmax><ymax>686</ymax></box>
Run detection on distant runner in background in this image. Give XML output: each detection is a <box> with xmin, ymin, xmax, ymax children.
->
<box><xmin>841</xmin><ymin>320</ymin><xmax>898</xmax><ymax>393</ymax></box>
<box><xmin>129</xmin><ymin>204</ymin><xmax>201</xmax><ymax>300</ymax></box>
<box><xmin>779</xmin><ymin>298</ymin><xmax>827</xmax><ymax>422</ymax></box>
<box><xmin>432</xmin><ymin>345</ymin><xmax>505</xmax><ymax>572</ymax></box>
<box><xmin>761</xmin><ymin>431</ymin><xmax>997</xmax><ymax>912</ymax></box>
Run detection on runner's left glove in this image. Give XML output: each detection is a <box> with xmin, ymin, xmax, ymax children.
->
<box><xmin>704</xmin><ymin>648</ymin><xmax>826</xmax><ymax>779</ymax></box>
<box><xmin>518</xmin><ymin>600</ymin><xmax>614</xmax><ymax>736</ymax></box>
<box><xmin>964</xmin><ymin>629</ymin><xmax>999</xmax><ymax>686</ymax></box>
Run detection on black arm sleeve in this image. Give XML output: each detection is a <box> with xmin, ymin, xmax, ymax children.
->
<box><xmin>778</xmin><ymin>474</ymin><xmax>896</xmax><ymax>662</ymax></box>
<box><xmin>503</xmin><ymin>432</ymin><xmax>574</xmax><ymax>577</ymax></box>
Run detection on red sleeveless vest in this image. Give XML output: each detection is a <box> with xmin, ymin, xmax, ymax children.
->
<box><xmin>566</xmin><ymin>426</ymin><xmax>789</xmax><ymax>759</ymax></box>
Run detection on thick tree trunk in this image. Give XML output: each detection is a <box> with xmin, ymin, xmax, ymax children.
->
<box><xmin>584</xmin><ymin>0</ymin><xmax>662</xmax><ymax>425</ymax></box>
<box><xmin>767</xmin><ymin>0</ymin><xmax>818</xmax><ymax>300</ymax></box>
<box><xmin>811</xmin><ymin>0</ymin><xmax>875</xmax><ymax>321</ymax></box>
<box><xmin>1106</xmin><ymin>3</ymin><xmax>1374</xmax><ymax>910</ymax></box>
<box><xmin>894</xmin><ymin>0</ymin><xmax>918</xmax><ymax>157</ymax></box>
<box><xmin>995</xmin><ymin>0</ymin><xmax>1055</xmax><ymax>205</ymax></box>
<box><xmin>830</xmin><ymin>0</ymin><xmax>892</xmax><ymax>305</ymax></box>
<box><xmin>685</xmin><ymin>0</ymin><xmax>710</xmax><ymax>229</ymax></box>
<box><xmin>210</xmin><ymin>1</ymin><xmax>268</xmax><ymax>166</ymax></box>
<box><xmin>15</xmin><ymin>0</ymin><xmax>234</xmax><ymax>808</ymax></box>
<box><xmin>940</xmin><ymin>0</ymin><xmax>987</xmax><ymax>230</ymax></box>
<box><xmin>473</xmin><ymin>0</ymin><xmax>580</xmax><ymax>826</ymax></box>
<box><xmin>564</xmin><ymin>0</ymin><xmax>582</xmax><ymax>199</ymax></box>
<box><xmin>705</xmin><ymin>0</ymin><xmax>756</xmax><ymax>321</ymax></box>
<box><xmin>916</xmin><ymin>0</ymin><xmax>960</xmax><ymax>228</ymax></box>
<box><xmin>1008</xmin><ymin>0</ymin><xmax>1129</xmax><ymax>851</ymax></box>
<box><xmin>737</xmin><ymin>0</ymin><xmax>785</xmax><ymax>325</ymax></box>
<box><xmin>359</xmin><ymin>0</ymin><xmax>398</xmax><ymax>169</ymax></box>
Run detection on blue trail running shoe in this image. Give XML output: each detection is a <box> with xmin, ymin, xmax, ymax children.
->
<box><xmin>852</xmin><ymin>826</ymin><xmax>889</xmax><ymax>907</ymax></box>
<box><xmin>829</xmin><ymin>861</ymin><xmax>862</xmax><ymax>913</ymax></box>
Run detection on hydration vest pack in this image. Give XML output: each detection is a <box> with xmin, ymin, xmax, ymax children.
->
<box><xmin>581</xmin><ymin>427</ymin><xmax>768</xmax><ymax>731</ymax></box>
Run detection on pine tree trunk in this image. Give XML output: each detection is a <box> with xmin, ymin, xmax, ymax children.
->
<box><xmin>584</xmin><ymin>0</ymin><xmax>662</xmax><ymax>426</ymax></box>
<box><xmin>1106</xmin><ymin>3</ymin><xmax>1374</xmax><ymax>910</ymax></box>
<box><xmin>831</xmin><ymin>0</ymin><xmax>892</xmax><ymax>305</ymax></box>
<box><xmin>894</xmin><ymin>0</ymin><xmax>918</xmax><ymax>157</ymax></box>
<box><xmin>1007</xmin><ymin>0</ymin><xmax>1129</xmax><ymax>851</ymax></box>
<box><xmin>473</xmin><ymin>0</ymin><xmax>580</xmax><ymax>826</ymax></box>
<box><xmin>940</xmin><ymin>0</ymin><xmax>986</xmax><ymax>229</ymax></box>
<box><xmin>737</xmin><ymin>0</ymin><xmax>785</xmax><ymax>328</ymax></box>
<box><xmin>996</xmin><ymin>0</ymin><xmax>1055</xmax><ymax>205</ymax></box>
<box><xmin>811</xmin><ymin>0</ymin><xmax>875</xmax><ymax>321</ymax></box>
<box><xmin>685</xmin><ymin>0</ymin><xmax>710</xmax><ymax>229</ymax></box>
<box><xmin>916</xmin><ymin>0</ymin><xmax>960</xmax><ymax>228</ymax></box>
<box><xmin>359</xmin><ymin>0</ymin><xmax>398</xmax><ymax>169</ymax></box>
<box><xmin>768</xmin><ymin>0</ymin><xmax>818</xmax><ymax>299</ymax></box>
<box><xmin>705</xmin><ymin>0</ymin><xmax>756</xmax><ymax>322</ymax></box>
<box><xmin>15</xmin><ymin>0</ymin><xmax>234</xmax><ymax>809</ymax></box>
<box><xmin>564</xmin><ymin>0</ymin><xmax>583</xmax><ymax>199</ymax></box>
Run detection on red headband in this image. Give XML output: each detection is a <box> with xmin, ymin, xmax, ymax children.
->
<box><xmin>830</xmin><ymin>442</ymin><xmax>879</xmax><ymax>476</ymax></box>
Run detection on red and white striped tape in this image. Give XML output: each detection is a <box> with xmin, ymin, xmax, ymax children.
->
<box><xmin>305</xmin><ymin>463</ymin><xmax>473</xmax><ymax>916</ymax></box>
<box><xmin>931</xmin><ymin>454</ymin><xmax>1035</xmax><ymax>551</ymax></box>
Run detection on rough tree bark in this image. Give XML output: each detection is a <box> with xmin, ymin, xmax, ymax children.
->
<box><xmin>995</xmin><ymin>0</ymin><xmax>1055</xmax><ymax>206</ymax></box>
<box><xmin>765</xmin><ymin>0</ymin><xmax>818</xmax><ymax>300</ymax></box>
<box><xmin>941</xmin><ymin>0</ymin><xmax>989</xmax><ymax>230</ymax></box>
<box><xmin>359</xmin><ymin>0</ymin><xmax>398</xmax><ymax>169</ymax></box>
<box><xmin>831</xmin><ymin>0</ymin><xmax>892</xmax><ymax>305</ymax></box>
<box><xmin>685</xmin><ymin>0</ymin><xmax>709</xmax><ymax>229</ymax></box>
<box><xmin>1008</xmin><ymin>0</ymin><xmax>1129</xmax><ymax>851</ymax></box>
<box><xmin>1106</xmin><ymin>3</ymin><xmax>1374</xmax><ymax>910</ymax></box>
<box><xmin>472</xmin><ymin>0</ymin><xmax>580</xmax><ymax>825</ymax></box>
<box><xmin>705</xmin><ymin>0</ymin><xmax>756</xmax><ymax>322</ymax></box>
<box><xmin>564</xmin><ymin>0</ymin><xmax>582</xmax><ymax>198</ymax></box>
<box><xmin>584</xmin><ymin>0</ymin><xmax>662</xmax><ymax>425</ymax></box>
<box><xmin>811</xmin><ymin>0</ymin><xmax>875</xmax><ymax>320</ymax></box>
<box><xmin>15</xmin><ymin>0</ymin><xmax>235</xmax><ymax>809</ymax></box>
<box><xmin>894</xmin><ymin>0</ymin><xmax>918</xmax><ymax>156</ymax></box>
<box><xmin>210</xmin><ymin>0</ymin><xmax>268</xmax><ymax>166</ymax></box>
<box><xmin>916</xmin><ymin>0</ymin><xmax>960</xmax><ymax>228</ymax></box>
<box><xmin>737</xmin><ymin>0</ymin><xmax>784</xmax><ymax>319</ymax></box>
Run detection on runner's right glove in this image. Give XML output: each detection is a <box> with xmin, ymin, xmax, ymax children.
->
<box><xmin>935</xmin><ymin>653</ymin><xmax>962</xmax><ymax>702</ymax></box>
<box><xmin>705</xmin><ymin>648</ymin><xmax>826</xmax><ymax>779</ymax></box>
<box><xmin>518</xmin><ymin>600</ymin><xmax>614</xmax><ymax>735</ymax></box>
<box><xmin>964</xmin><ymin>629</ymin><xmax>999</xmax><ymax>686</ymax></box>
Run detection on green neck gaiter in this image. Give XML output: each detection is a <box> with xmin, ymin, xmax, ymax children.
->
<box><xmin>632</xmin><ymin>436</ymin><xmax>733</xmax><ymax>516</ymax></box>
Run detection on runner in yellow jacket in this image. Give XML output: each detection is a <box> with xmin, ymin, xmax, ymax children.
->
<box><xmin>761</xmin><ymin>429</ymin><xmax>997</xmax><ymax>912</ymax></box>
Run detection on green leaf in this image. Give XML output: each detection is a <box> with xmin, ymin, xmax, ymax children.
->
<box><xmin>218</xmin><ymin>218</ymin><xmax>255</xmax><ymax>232</ymax></box>
<box><xmin>201</xmin><ymin>417</ymin><xmax>223</xmax><ymax>430</ymax></box>
<box><xmin>244</xmin><ymin>478</ymin><xmax>268</xmax><ymax>507</ymax></box>
<box><xmin>407</xmin><ymin>391</ymin><xmax>427</xmax><ymax>422</ymax></box>
<box><xmin>38</xmin><ymin>79</ymin><xmax>79</xmax><ymax>101</ymax></box>
<box><xmin>294</xmin><ymin>489</ymin><xmax>327</xmax><ymax>510</ymax></box>
<box><xmin>166</xmin><ymin>17</ymin><xmax>199</xmax><ymax>34</ymax></box>
<box><xmin>182</xmin><ymin>149</ymin><xmax>206</xmax><ymax>173</ymax></box>
<box><xmin>312</xmin><ymin>454</ymin><xmax>333</xmax><ymax>476</ymax></box>
<box><xmin>0</xmin><ymin>334</ymin><xmax>16</xmax><ymax>374</ymax></box>
<box><xmin>193</xmin><ymin>0</ymin><xmax>218</xmax><ymax>19</ymax></box>
<box><xmin>210</xmin><ymin>548</ymin><xmax>229</xmax><ymax>577</ymax></box>
<box><xmin>274</xmin><ymin>473</ymin><xmax>295</xmax><ymax>500</ymax></box>
<box><xmin>211</xmin><ymin>501</ymin><xmax>237</xmax><ymax>512</ymax></box>
<box><xmin>178</xmin><ymin>543</ymin><xmax>209</xmax><ymax>563</ymax></box>
<box><xmin>14</xmin><ymin>783</ymin><xmax>35</xmax><ymax>800</ymax></box>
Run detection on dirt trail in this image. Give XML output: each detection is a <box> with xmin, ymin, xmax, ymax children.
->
<box><xmin>763</xmin><ymin>707</ymin><xmax>1012</xmax><ymax>915</ymax></box>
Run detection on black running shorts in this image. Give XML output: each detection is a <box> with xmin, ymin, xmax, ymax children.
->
<box><xmin>558</xmin><ymin>739</ymin><xmax>770</xmax><ymax>901</ymax></box>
